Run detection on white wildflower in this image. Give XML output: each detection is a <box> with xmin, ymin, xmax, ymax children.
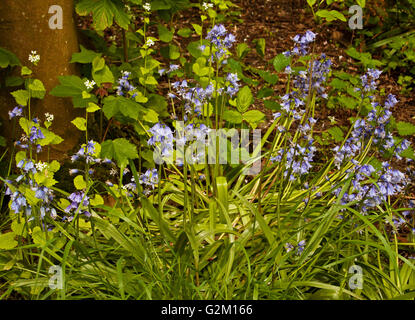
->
<box><xmin>202</xmin><ymin>2</ymin><xmax>213</xmax><ymax>10</ymax></box>
<box><xmin>143</xmin><ymin>2</ymin><xmax>151</xmax><ymax>11</ymax></box>
<box><xmin>45</xmin><ymin>112</ymin><xmax>54</xmax><ymax>122</ymax></box>
<box><xmin>35</xmin><ymin>162</ymin><xmax>47</xmax><ymax>172</ymax></box>
<box><xmin>28</xmin><ymin>50</ymin><xmax>40</xmax><ymax>64</ymax></box>
<box><xmin>84</xmin><ymin>80</ymin><xmax>96</xmax><ymax>89</ymax></box>
<box><xmin>145</xmin><ymin>38</ymin><xmax>155</xmax><ymax>48</ymax></box>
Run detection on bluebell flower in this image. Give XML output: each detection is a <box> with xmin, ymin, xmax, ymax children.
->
<box><xmin>139</xmin><ymin>168</ymin><xmax>159</xmax><ymax>189</ymax></box>
<box><xmin>285</xmin><ymin>243</ymin><xmax>294</xmax><ymax>253</ymax></box>
<box><xmin>297</xmin><ymin>240</ymin><xmax>306</xmax><ymax>255</ymax></box>
<box><xmin>206</xmin><ymin>24</ymin><xmax>235</xmax><ymax>60</ymax></box>
<box><xmin>65</xmin><ymin>191</ymin><xmax>90</xmax><ymax>219</ymax></box>
<box><xmin>9</xmin><ymin>106</ymin><xmax>24</xmax><ymax>119</ymax></box>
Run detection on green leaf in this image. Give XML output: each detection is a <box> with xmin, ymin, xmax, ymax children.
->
<box><xmin>87</xmin><ymin>102</ymin><xmax>101</xmax><ymax>113</ymax></box>
<box><xmin>92</xmin><ymin>57</ymin><xmax>114</xmax><ymax>85</ymax></box>
<box><xmin>273</xmin><ymin>53</ymin><xmax>290</xmax><ymax>72</ymax></box>
<box><xmin>134</xmin><ymin>91</ymin><xmax>148</xmax><ymax>103</ymax></box>
<box><xmin>76</xmin><ymin>0</ymin><xmax>130</xmax><ymax>30</ymax></box>
<box><xmin>150</xmin><ymin>0</ymin><xmax>171</xmax><ymax>10</ymax></box>
<box><xmin>158</xmin><ymin>24</ymin><xmax>174</xmax><ymax>43</ymax></box>
<box><xmin>396</xmin><ymin>121</ymin><xmax>415</xmax><ymax>136</ymax></box>
<box><xmin>90</xmin><ymin>194</ymin><xmax>104</xmax><ymax>206</ymax></box>
<box><xmin>236</xmin><ymin>86</ymin><xmax>253</xmax><ymax>113</ymax></box>
<box><xmin>71</xmin><ymin>45</ymin><xmax>102</xmax><ymax>64</ymax></box>
<box><xmin>253</xmin><ymin>38</ymin><xmax>266</xmax><ymax>58</ymax></box>
<box><xmin>328</xmin><ymin>126</ymin><xmax>344</xmax><ymax>142</ymax></box>
<box><xmin>168</xmin><ymin>44</ymin><xmax>180</xmax><ymax>60</ymax></box>
<box><xmin>0</xmin><ymin>47</ymin><xmax>21</xmax><ymax>68</ymax></box>
<box><xmin>223</xmin><ymin>110</ymin><xmax>243</xmax><ymax>124</ymax></box>
<box><xmin>146</xmin><ymin>94</ymin><xmax>168</xmax><ymax>115</ymax></box>
<box><xmin>32</xmin><ymin>226</ymin><xmax>47</xmax><ymax>246</ymax></box>
<box><xmin>103</xmin><ymin>96</ymin><xmax>144</xmax><ymax>120</ymax></box>
<box><xmin>187</xmin><ymin>40</ymin><xmax>209</xmax><ymax>59</ymax></box>
<box><xmin>257</xmin><ymin>87</ymin><xmax>274</xmax><ymax>99</ymax></box>
<box><xmin>50</xmin><ymin>75</ymin><xmax>97</xmax><ymax>108</ymax></box>
<box><xmin>49</xmin><ymin>160</ymin><xmax>61</xmax><ymax>173</ymax></box>
<box><xmin>21</xmin><ymin>66</ymin><xmax>32</xmax><ymax>76</ymax></box>
<box><xmin>28</xmin><ymin>79</ymin><xmax>46</xmax><ymax>99</ymax></box>
<box><xmin>192</xmin><ymin>23</ymin><xmax>202</xmax><ymax>36</ymax></box>
<box><xmin>19</xmin><ymin>118</ymin><xmax>34</xmax><ymax>135</ymax></box>
<box><xmin>15</xmin><ymin>151</ymin><xmax>26</xmax><ymax>166</ymax></box>
<box><xmin>74</xmin><ymin>175</ymin><xmax>87</xmax><ymax>190</ymax></box>
<box><xmin>145</xmin><ymin>76</ymin><xmax>158</xmax><ymax>85</ymax></box>
<box><xmin>236</xmin><ymin>43</ymin><xmax>250</xmax><ymax>59</ymax></box>
<box><xmin>0</xmin><ymin>232</ymin><xmax>17</xmax><ymax>250</ymax></box>
<box><xmin>11</xmin><ymin>90</ymin><xmax>29</xmax><ymax>106</ymax></box>
<box><xmin>38</xmin><ymin>129</ymin><xmax>63</xmax><ymax>146</ymax></box>
<box><xmin>5</xmin><ymin>76</ymin><xmax>24</xmax><ymax>87</ymax></box>
<box><xmin>11</xmin><ymin>220</ymin><xmax>26</xmax><ymax>237</ymax></box>
<box><xmin>257</xmin><ymin>70</ymin><xmax>278</xmax><ymax>85</ymax></box>
<box><xmin>316</xmin><ymin>9</ymin><xmax>347</xmax><ymax>22</ymax></box>
<box><xmin>177</xmin><ymin>28</ymin><xmax>192</xmax><ymax>38</ymax></box>
<box><xmin>101</xmin><ymin>138</ymin><xmax>138</xmax><ymax>167</ymax></box>
<box><xmin>71</xmin><ymin>117</ymin><xmax>87</xmax><ymax>131</ymax></box>
<box><xmin>329</xmin><ymin>78</ymin><xmax>348</xmax><ymax>90</ymax></box>
<box><xmin>243</xmin><ymin>110</ymin><xmax>265</xmax><ymax>128</ymax></box>
<box><xmin>356</xmin><ymin>0</ymin><xmax>365</xmax><ymax>8</ymax></box>
<box><xmin>143</xmin><ymin>109</ymin><xmax>159</xmax><ymax>123</ymax></box>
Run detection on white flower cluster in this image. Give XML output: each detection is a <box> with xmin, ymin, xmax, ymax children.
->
<box><xmin>145</xmin><ymin>38</ymin><xmax>155</xmax><ymax>48</ymax></box>
<box><xmin>28</xmin><ymin>50</ymin><xmax>40</xmax><ymax>64</ymax></box>
<box><xmin>143</xmin><ymin>2</ymin><xmax>151</xmax><ymax>11</ymax></box>
<box><xmin>45</xmin><ymin>112</ymin><xmax>54</xmax><ymax>122</ymax></box>
<box><xmin>84</xmin><ymin>79</ymin><xmax>96</xmax><ymax>89</ymax></box>
<box><xmin>35</xmin><ymin>162</ymin><xmax>48</xmax><ymax>172</ymax></box>
<box><xmin>202</xmin><ymin>2</ymin><xmax>213</xmax><ymax>10</ymax></box>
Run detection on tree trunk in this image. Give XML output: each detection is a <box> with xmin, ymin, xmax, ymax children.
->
<box><xmin>0</xmin><ymin>0</ymin><xmax>82</xmax><ymax>161</ymax></box>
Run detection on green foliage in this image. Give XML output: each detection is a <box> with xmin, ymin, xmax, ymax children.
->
<box><xmin>0</xmin><ymin>47</ymin><xmax>21</xmax><ymax>68</ymax></box>
<box><xmin>236</xmin><ymin>86</ymin><xmax>253</xmax><ymax>113</ymax></box>
<box><xmin>76</xmin><ymin>0</ymin><xmax>130</xmax><ymax>30</ymax></box>
<box><xmin>101</xmin><ymin>138</ymin><xmax>139</xmax><ymax>167</ymax></box>
<box><xmin>2</xmin><ymin>0</ymin><xmax>415</xmax><ymax>303</ymax></box>
<box><xmin>50</xmin><ymin>75</ymin><xmax>98</xmax><ymax>108</ymax></box>
<box><xmin>396</xmin><ymin>121</ymin><xmax>415</xmax><ymax>136</ymax></box>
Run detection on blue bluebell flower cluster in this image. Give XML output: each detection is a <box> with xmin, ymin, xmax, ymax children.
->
<box><xmin>170</xmin><ymin>80</ymin><xmax>215</xmax><ymax>117</ymax></box>
<box><xmin>285</xmin><ymin>240</ymin><xmax>306</xmax><ymax>256</ymax></box>
<box><xmin>64</xmin><ymin>191</ymin><xmax>90</xmax><ymax>221</ymax></box>
<box><xmin>5</xmin><ymin>159</ymin><xmax>57</xmax><ymax>221</ymax></box>
<box><xmin>116</xmin><ymin>71</ymin><xmax>136</xmax><ymax>98</ymax></box>
<box><xmin>271</xmin><ymin>140</ymin><xmax>316</xmax><ymax>181</ymax></box>
<box><xmin>148</xmin><ymin>123</ymin><xmax>175</xmax><ymax>158</ymax></box>
<box><xmin>283</xmin><ymin>30</ymin><xmax>316</xmax><ymax>57</ymax></box>
<box><xmin>206</xmin><ymin>24</ymin><xmax>236</xmax><ymax>61</ymax></box>
<box><xmin>139</xmin><ymin>168</ymin><xmax>159</xmax><ymax>189</ymax></box>
<box><xmin>333</xmin><ymin>72</ymin><xmax>410</xmax><ymax>169</ymax></box>
<box><xmin>71</xmin><ymin>140</ymin><xmax>101</xmax><ymax>164</ymax></box>
<box><xmin>159</xmin><ymin>64</ymin><xmax>180</xmax><ymax>76</ymax></box>
<box><xmin>8</xmin><ymin>105</ymin><xmax>24</xmax><ymax>119</ymax></box>
<box><xmin>333</xmin><ymin>161</ymin><xmax>408</xmax><ymax>213</ymax></box>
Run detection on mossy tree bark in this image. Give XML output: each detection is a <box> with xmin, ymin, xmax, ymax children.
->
<box><xmin>0</xmin><ymin>0</ymin><xmax>82</xmax><ymax>161</ymax></box>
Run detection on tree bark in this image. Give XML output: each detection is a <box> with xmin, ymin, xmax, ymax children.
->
<box><xmin>0</xmin><ymin>0</ymin><xmax>82</xmax><ymax>161</ymax></box>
